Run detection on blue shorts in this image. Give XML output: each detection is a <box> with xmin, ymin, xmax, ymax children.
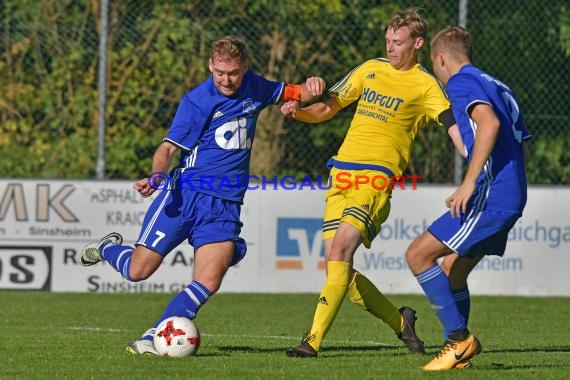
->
<box><xmin>136</xmin><ymin>190</ymin><xmax>246</xmax><ymax>266</ymax></box>
<box><xmin>428</xmin><ymin>209</ymin><xmax>521</xmax><ymax>258</ymax></box>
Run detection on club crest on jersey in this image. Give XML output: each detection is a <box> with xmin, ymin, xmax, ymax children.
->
<box><xmin>338</xmin><ymin>83</ymin><xmax>352</xmax><ymax>101</ymax></box>
<box><xmin>242</xmin><ymin>98</ymin><xmax>256</xmax><ymax>116</ymax></box>
<box><xmin>212</xmin><ymin>110</ymin><xmax>224</xmax><ymax>119</ymax></box>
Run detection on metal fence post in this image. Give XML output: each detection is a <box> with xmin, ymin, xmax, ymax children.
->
<box><xmin>96</xmin><ymin>0</ymin><xmax>109</xmax><ymax>179</ymax></box>
<box><xmin>454</xmin><ymin>0</ymin><xmax>469</xmax><ymax>185</ymax></box>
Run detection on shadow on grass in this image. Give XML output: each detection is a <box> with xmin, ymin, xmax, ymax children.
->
<box><xmin>472</xmin><ymin>362</ymin><xmax>570</xmax><ymax>371</ymax></box>
<box><xmin>483</xmin><ymin>345</ymin><xmax>570</xmax><ymax>354</ymax></box>
<box><xmin>215</xmin><ymin>344</ymin><xmax>409</xmax><ymax>357</ymax></box>
<box><xmin>212</xmin><ymin>344</ymin><xmax>570</xmax><ymax>369</ymax></box>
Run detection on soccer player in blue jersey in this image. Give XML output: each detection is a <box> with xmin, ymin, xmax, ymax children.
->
<box><xmin>405</xmin><ymin>26</ymin><xmax>531</xmax><ymax>370</ymax></box>
<box><xmin>281</xmin><ymin>9</ymin><xmax>460</xmax><ymax>358</ymax></box>
<box><xmin>79</xmin><ymin>35</ymin><xmax>325</xmax><ymax>355</ymax></box>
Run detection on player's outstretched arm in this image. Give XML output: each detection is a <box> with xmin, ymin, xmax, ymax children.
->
<box><xmin>282</xmin><ymin>76</ymin><xmax>325</xmax><ymax>104</ymax></box>
<box><xmin>134</xmin><ymin>141</ymin><xmax>179</xmax><ymax>198</ymax></box>
<box><xmin>300</xmin><ymin>76</ymin><xmax>326</xmax><ymax>102</ymax></box>
<box><xmin>281</xmin><ymin>97</ymin><xmax>342</xmax><ymax>124</ymax></box>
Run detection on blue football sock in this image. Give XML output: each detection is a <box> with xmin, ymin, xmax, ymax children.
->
<box><xmin>415</xmin><ymin>264</ymin><xmax>466</xmax><ymax>340</ymax></box>
<box><xmin>452</xmin><ymin>286</ymin><xmax>471</xmax><ymax>326</ymax></box>
<box><xmin>100</xmin><ymin>242</ymin><xmax>133</xmax><ymax>281</ymax></box>
<box><xmin>146</xmin><ymin>281</ymin><xmax>212</xmax><ymax>341</ymax></box>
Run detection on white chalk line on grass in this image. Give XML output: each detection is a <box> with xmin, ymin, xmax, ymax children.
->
<box><xmin>68</xmin><ymin>326</ymin><xmax>127</xmax><ymax>333</ymax></box>
<box><xmin>67</xmin><ymin>326</ymin><xmax>394</xmax><ymax>346</ymax></box>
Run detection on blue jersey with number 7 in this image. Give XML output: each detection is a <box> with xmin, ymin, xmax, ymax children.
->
<box><xmin>446</xmin><ymin>64</ymin><xmax>531</xmax><ymax>214</ymax></box>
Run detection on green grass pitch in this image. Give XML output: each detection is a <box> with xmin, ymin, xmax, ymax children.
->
<box><xmin>2</xmin><ymin>292</ymin><xmax>569</xmax><ymax>379</ymax></box>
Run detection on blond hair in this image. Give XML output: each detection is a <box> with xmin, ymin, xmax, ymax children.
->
<box><xmin>388</xmin><ymin>8</ymin><xmax>428</xmax><ymax>39</ymax></box>
<box><xmin>210</xmin><ymin>36</ymin><xmax>248</xmax><ymax>62</ymax></box>
<box><xmin>431</xmin><ymin>26</ymin><xmax>472</xmax><ymax>61</ymax></box>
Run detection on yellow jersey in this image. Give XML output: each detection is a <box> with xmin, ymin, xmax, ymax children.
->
<box><xmin>329</xmin><ymin>58</ymin><xmax>450</xmax><ymax>176</ymax></box>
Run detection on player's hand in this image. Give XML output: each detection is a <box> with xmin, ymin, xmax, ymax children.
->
<box><xmin>305</xmin><ymin>76</ymin><xmax>326</xmax><ymax>97</ymax></box>
<box><xmin>281</xmin><ymin>100</ymin><xmax>300</xmax><ymax>119</ymax></box>
<box><xmin>445</xmin><ymin>182</ymin><xmax>475</xmax><ymax>218</ymax></box>
<box><xmin>133</xmin><ymin>178</ymin><xmax>156</xmax><ymax>198</ymax></box>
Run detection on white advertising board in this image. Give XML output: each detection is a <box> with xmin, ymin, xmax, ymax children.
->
<box><xmin>250</xmin><ymin>185</ymin><xmax>570</xmax><ymax>296</ymax></box>
<box><xmin>0</xmin><ymin>180</ymin><xmax>568</xmax><ymax>295</ymax></box>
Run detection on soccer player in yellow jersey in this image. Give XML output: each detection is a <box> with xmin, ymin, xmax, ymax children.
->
<box><xmin>281</xmin><ymin>9</ymin><xmax>461</xmax><ymax>358</ymax></box>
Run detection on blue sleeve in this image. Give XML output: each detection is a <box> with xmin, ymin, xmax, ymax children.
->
<box><xmin>164</xmin><ymin>94</ymin><xmax>206</xmax><ymax>150</ymax></box>
<box><xmin>447</xmin><ymin>73</ymin><xmax>491</xmax><ymax>117</ymax></box>
<box><xmin>449</xmin><ymin>72</ymin><xmax>531</xmax><ymax>142</ymax></box>
<box><xmin>252</xmin><ymin>73</ymin><xmax>285</xmax><ymax>105</ymax></box>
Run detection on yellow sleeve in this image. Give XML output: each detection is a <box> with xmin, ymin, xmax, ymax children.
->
<box><xmin>423</xmin><ymin>78</ymin><xmax>451</xmax><ymax>125</ymax></box>
<box><xmin>328</xmin><ymin>62</ymin><xmax>367</xmax><ymax>108</ymax></box>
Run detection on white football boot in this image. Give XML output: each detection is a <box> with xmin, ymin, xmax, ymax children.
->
<box><xmin>126</xmin><ymin>328</ymin><xmax>158</xmax><ymax>355</ymax></box>
<box><xmin>80</xmin><ymin>232</ymin><xmax>123</xmax><ymax>266</ymax></box>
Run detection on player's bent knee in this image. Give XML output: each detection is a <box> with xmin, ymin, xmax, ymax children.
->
<box><xmin>128</xmin><ymin>246</ymin><xmax>163</xmax><ymax>281</ymax></box>
<box><xmin>128</xmin><ymin>265</ymin><xmax>153</xmax><ymax>282</ymax></box>
<box><xmin>404</xmin><ymin>246</ymin><xmax>415</xmax><ymax>264</ymax></box>
<box><xmin>127</xmin><ymin>271</ymin><xmax>148</xmax><ymax>283</ymax></box>
<box><xmin>405</xmin><ymin>245</ymin><xmax>423</xmax><ymax>273</ymax></box>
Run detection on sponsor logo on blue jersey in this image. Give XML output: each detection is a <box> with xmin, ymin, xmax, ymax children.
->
<box><xmin>242</xmin><ymin>98</ymin><xmax>256</xmax><ymax>116</ymax></box>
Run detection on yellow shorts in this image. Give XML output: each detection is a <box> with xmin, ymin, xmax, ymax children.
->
<box><xmin>323</xmin><ymin>168</ymin><xmax>393</xmax><ymax>248</ymax></box>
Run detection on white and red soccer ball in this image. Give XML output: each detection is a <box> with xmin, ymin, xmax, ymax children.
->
<box><xmin>153</xmin><ymin>316</ymin><xmax>200</xmax><ymax>357</ymax></box>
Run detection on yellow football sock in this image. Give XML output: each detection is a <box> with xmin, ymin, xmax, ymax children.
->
<box><xmin>347</xmin><ymin>270</ymin><xmax>403</xmax><ymax>333</ymax></box>
<box><xmin>307</xmin><ymin>260</ymin><xmax>351</xmax><ymax>351</ymax></box>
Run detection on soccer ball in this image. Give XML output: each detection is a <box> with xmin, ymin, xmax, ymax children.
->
<box><xmin>153</xmin><ymin>316</ymin><xmax>200</xmax><ymax>357</ymax></box>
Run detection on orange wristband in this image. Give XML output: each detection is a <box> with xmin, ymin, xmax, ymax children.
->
<box><xmin>283</xmin><ymin>84</ymin><xmax>302</xmax><ymax>101</ymax></box>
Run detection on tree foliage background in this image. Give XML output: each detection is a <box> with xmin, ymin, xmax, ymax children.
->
<box><xmin>1</xmin><ymin>0</ymin><xmax>568</xmax><ymax>183</ymax></box>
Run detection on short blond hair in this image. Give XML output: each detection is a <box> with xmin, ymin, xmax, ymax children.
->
<box><xmin>431</xmin><ymin>26</ymin><xmax>472</xmax><ymax>61</ymax></box>
<box><xmin>388</xmin><ymin>8</ymin><xmax>428</xmax><ymax>39</ymax></box>
<box><xmin>210</xmin><ymin>36</ymin><xmax>248</xmax><ymax>62</ymax></box>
